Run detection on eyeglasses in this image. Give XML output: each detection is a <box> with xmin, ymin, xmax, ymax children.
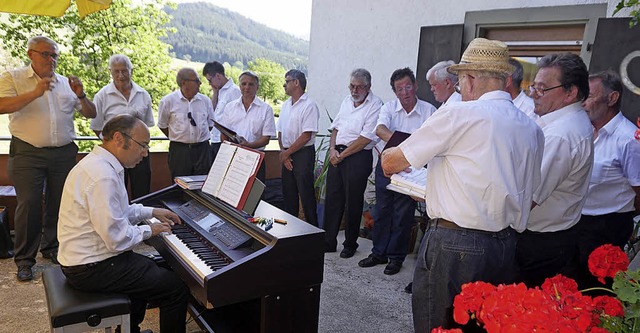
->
<box><xmin>31</xmin><ymin>50</ymin><xmax>59</xmax><ymax>60</ymax></box>
<box><xmin>395</xmin><ymin>85</ymin><xmax>414</xmax><ymax>93</ymax></box>
<box><xmin>187</xmin><ymin>112</ymin><xmax>196</xmax><ymax>126</ymax></box>
<box><xmin>528</xmin><ymin>84</ymin><xmax>564</xmax><ymax>97</ymax></box>
<box><xmin>453</xmin><ymin>74</ymin><xmax>475</xmax><ymax>94</ymax></box>
<box><xmin>120</xmin><ymin>132</ymin><xmax>150</xmax><ymax>150</ymax></box>
<box><xmin>348</xmin><ymin>84</ymin><xmax>368</xmax><ymax>92</ymax></box>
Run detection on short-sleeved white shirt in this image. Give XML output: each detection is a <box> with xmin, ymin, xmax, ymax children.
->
<box><xmin>375</xmin><ymin>98</ymin><xmax>436</xmax><ymax>152</ymax></box>
<box><xmin>329</xmin><ymin>92</ymin><xmax>382</xmax><ymax>150</ymax></box>
<box><xmin>528</xmin><ymin>102</ymin><xmax>594</xmax><ymax>232</ymax></box>
<box><xmin>398</xmin><ymin>90</ymin><xmax>544</xmax><ymax>232</ymax></box>
<box><xmin>276</xmin><ymin>93</ymin><xmax>319</xmax><ymax>148</ymax></box>
<box><xmin>157</xmin><ymin>90</ymin><xmax>214</xmax><ymax>144</ymax></box>
<box><xmin>210</xmin><ymin>79</ymin><xmax>242</xmax><ymax>143</ymax></box>
<box><xmin>0</xmin><ymin>65</ymin><xmax>81</xmax><ymax>147</ymax></box>
<box><xmin>217</xmin><ymin>96</ymin><xmax>276</xmax><ymax>150</ymax></box>
<box><xmin>583</xmin><ymin>112</ymin><xmax>640</xmax><ymax>215</ymax></box>
<box><xmin>91</xmin><ymin>81</ymin><xmax>154</xmax><ymax>131</ymax></box>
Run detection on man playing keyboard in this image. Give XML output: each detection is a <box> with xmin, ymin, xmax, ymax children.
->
<box><xmin>57</xmin><ymin>114</ymin><xmax>189</xmax><ymax>333</ymax></box>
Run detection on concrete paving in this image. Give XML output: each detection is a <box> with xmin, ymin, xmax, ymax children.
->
<box><xmin>0</xmin><ymin>230</ymin><xmax>418</xmax><ymax>333</ymax></box>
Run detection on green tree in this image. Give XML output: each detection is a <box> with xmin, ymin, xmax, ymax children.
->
<box><xmin>615</xmin><ymin>0</ymin><xmax>640</xmax><ymax>26</ymax></box>
<box><xmin>0</xmin><ymin>0</ymin><xmax>175</xmax><ymax>151</ymax></box>
<box><xmin>248</xmin><ymin>58</ymin><xmax>286</xmax><ymax>105</ymax></box>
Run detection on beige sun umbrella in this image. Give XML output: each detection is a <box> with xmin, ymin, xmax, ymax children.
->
<box><xmin>0</xmin><ymin>0</ymin><xmax>112</xmax><ymax>19</ymax></box>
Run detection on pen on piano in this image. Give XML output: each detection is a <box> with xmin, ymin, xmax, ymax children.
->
<box><xmin>274</xmin><ymin>218</ymin><xmax>287</xmax><ymax>225</ymax></box>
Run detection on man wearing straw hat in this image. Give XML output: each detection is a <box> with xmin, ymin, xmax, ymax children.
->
<box><xmin>382</xmin><ymin>38</ymin><xmax>544</xmax><ymax>332</ymax></box>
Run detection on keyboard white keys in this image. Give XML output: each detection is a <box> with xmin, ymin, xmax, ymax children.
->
<box><xmin>162</xmin><ymin>233</ymin><xmax>214</xmax><ymax>280</ymax></box>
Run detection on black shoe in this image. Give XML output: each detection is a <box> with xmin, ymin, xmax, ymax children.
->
<box><xmin>339</xmin><ymin>247</ymin><xmax>356</xmax><ymax>258</ymax></box>
<box><xmin>358</xmin><ymin>254</ymin><xmax>388</xmax><ymax>267</ymax></box>
<box><xmin>384</xmin><ymin>261</ymin><xmax>402</xmax><ymax>275</ymax></box>
<box><xmin>17</xmin><ymin>265</ymin><xmax>33</xmax><ymax>282</ymax></box>
<box><xmin>42</xmin><ymin>251</ymin><xmax>59</xmax><ymax>265</ymax></box>
<box><xmin>404</xmin><ymin>282</ymin><xmax>413</xmax><ymax>294</ymax></box>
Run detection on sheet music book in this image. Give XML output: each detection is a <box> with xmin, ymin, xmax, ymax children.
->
<box><xmin>383</xmin><ymin>131</ymin><xmax>411</xmax><ymax>151</ymax></box>
<box><xmin>213</xmin><ymin>121</ymin><xmax>240</xmax><ymax>144</ymax></box>
<box><xmin>201</xmin><ymin>141</ymin><xmax>264</xmax><ymax>209</ymax></box>
<box><xmin>386</xmin><ymin>166</ymin><xmax>427</xmax><ymax>198</ymax></box>
<box><xmin>174</xmin><ymin>175</ymin><xmax>207</xmax><ymax>190</ymax></box>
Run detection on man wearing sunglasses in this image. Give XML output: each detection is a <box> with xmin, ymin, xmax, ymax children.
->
<box><xmin>0</xmin><ymin>35</ymin><xmax>96</xmax><ymax>282</ymax></box>
<box><xmin>158</xmin><ymin>67</ymin><xmax>215</xmax><ymax>179</ymax></box>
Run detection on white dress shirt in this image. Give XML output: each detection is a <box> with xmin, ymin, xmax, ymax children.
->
<box><xmin>217</xmin><ymin>96</ymin><xmax>276</xmax><ymax>150</ymax></box>
<box><xmin>399</xmin><ymin>90</ymin><xmax>544</xmax><ymax>232</ymax></box>
<box><xmin>513</xmin><ymin>90</ymin><xmax>537</xmax><ymax>120</ymax></box>
<box><xmin>375</xmin><ymin>98</ymin><xmax>436</xmax><ymax>152</ymax></box>
<box><xmin>0</xmin><ymin>65</ymin><xmax>81</xmax><ymax>147</ymax></box>
<box><xmin>157</xmin><ymin>90</ymin><xmax>214</xmax><ymax>143</ymax></box>
<box><xmin>58</xmin><ymin>145</ymin><xmax>153</xmax><ymax>266</ymax></box>
<box><xmin>329</xmin><ymin>92</ymin><xmax>383</xmax><ymax>150</ymax></box>
<box><xmin>277</xmin><ymin>93</ymin><xmax>319</xmax><ymax>148</ymax></box>
<box><xmin>441</xmin><ymin>91</ymin><xmax>461</xmax><ymax>108</ymax></box>
<box><xmin>528</xmin><ymin>102</ymin><xmax>594</xmax><ymax>232</ymax></box>
<box><xmin>583</xmin><ymin>112</ymin><xmax>640</xmax><ymax>215</ymax></box>
<box><xmin>91</xmin><ymin>81</ymin><xmax>155</xmax><ymax>131</ymax></box>
<box><xmin>210</xmin><ymin>79</ymin><xmax>242</xmax><ymax>143</ymax></box>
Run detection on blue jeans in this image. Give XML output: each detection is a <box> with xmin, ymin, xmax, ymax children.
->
<box><xmin>373</xmin><ymin>160</ymin><xmax>417</xmax><ymax>262</ymax></box>
<box><xmin>412</xmin><ymin>219</ymin><xmax>517</xmax><ymax>332</ymax></box>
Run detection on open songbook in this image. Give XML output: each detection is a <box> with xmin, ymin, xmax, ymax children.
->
<box><xmin>201</xmin><ymin>141</ymin><xmax>264</xmax><ymax>210</ymax></box>
<box><xmin>386</xmin><ymin>166</ymin><xmax>427</xmax><ymax>198</ymax></box>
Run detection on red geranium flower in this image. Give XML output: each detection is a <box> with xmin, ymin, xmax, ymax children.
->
<box><xmin>431</xmin><ymin>328</ymin><xmax>463</xmax><ymax>333</ymax></box>
<box><xmin>588</xmin><ymin>244</ymin><xmax>629</xmax><ymax>284</ymax></box>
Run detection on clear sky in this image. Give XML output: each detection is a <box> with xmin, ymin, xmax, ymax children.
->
<box><xmin>173</xmin><ymin>0</ymin><xmax>312</xmax><ymax>40</ymax></box>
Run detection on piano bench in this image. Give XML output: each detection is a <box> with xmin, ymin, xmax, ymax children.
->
<box><xmin>42</xmin><ymin>266</ymin><xmax>131</xmax><ymax>333</ymax></box>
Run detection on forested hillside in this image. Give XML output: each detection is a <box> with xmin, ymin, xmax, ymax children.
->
<box><xmin>164</xmin><ymin>2</ymin><xmax>309</xmax><ymax>71</ymax></box>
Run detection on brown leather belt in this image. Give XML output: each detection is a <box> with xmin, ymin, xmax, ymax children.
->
<box><xmin>430</xmin><ymin>218</ymin><xmax>464</xmax><ymax>231</ymax></box>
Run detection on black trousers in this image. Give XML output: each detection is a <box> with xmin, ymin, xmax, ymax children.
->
<box><xmin>8</xmin><ymin>137</ymin><xmax>77</xmax><ymax>267</ymax></box>
<box><xmin>124</xmin><ymin>155</ymin><xmax>151</xmax><ymax>200</ymax></box>
<box><xmin>516</xmin><ymin>225</ymin><xmax>578</xmax><ymax>287</ymax></box>
<box><xmin>211</xmin><ymin>142</ymin><xmax>222</xmax><ymax>163</ymax></box>
<box><xmin>61</xmin><ymin>251</ymin><xmax>189</xmax><ymax>333</ymax></box>
<box><xmin>168</xmin><ymin>141</ymin><xmax>212</xmax><ymax>179</ymax></box>
<box><xmin>323</xmin><ymin>148</ymin><xmax>372</xmax><ymax>251</ymax></box>
<box><xmin>574</xmin><ymin>211</ymin><xmax>635</xmax><ymax>290</ymax></box>
<box><xmin>282</xmin><ymin>145</ymin><xmax>318</xmax><ymax>226</ymax></box>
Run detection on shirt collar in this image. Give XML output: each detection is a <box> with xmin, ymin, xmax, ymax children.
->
<box><xmin>27</xmin><ymin>65</ymin><xmax>60</xmax><ymax>82</ymax></box>
<box><xmin>477</xmin><ymin>90</ymin><xmax>513</xmax><ymax>102</ymax></box>
<box><xmin>93</xmin><ymin>145</ymin><xmax>125</xmax><ymax>175</ymax></box>
<box><xmin>537</xmin><ymin>102</ymin><xmax>583</xmax><ymax>128</ymax></box>
<box><xmin>393</xmin><ymin>98</ymin><xmax>419</xmax><ymax>114</ymax></box>
<box><xmin>600</xmin><ymin>111</ymin><xmax>625</xmax><ymax>137</ymax></box>
<box><xmin>105</xmin><ymin>81</ymin><xmax>141</xmax><ymax>96</ymax></box>
<box><xmin>221</xmin><ymin>79</ymin><xmax>234</xmax><ymax>91</ymax></box>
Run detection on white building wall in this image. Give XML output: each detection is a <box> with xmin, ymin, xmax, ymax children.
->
<box><xmin>307</xmin><ymin>0</ymin><xmax>623</xmax><ymax>132</ymax></box>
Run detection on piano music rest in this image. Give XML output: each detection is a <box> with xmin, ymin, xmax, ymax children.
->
<box><xmin>42</xmin><ymin>266</ymin><xmax>131</xmax><ymax>333</ymax></box>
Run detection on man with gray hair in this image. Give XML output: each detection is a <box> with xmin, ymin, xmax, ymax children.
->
<box><xmin>574</xmin><ymin>70</ymin><xmax>640</xmax><ymax>289</ymax></box>
<box><xmin>382</xmin><ymin>38</ymin><xmax>543</xmax><ymax>331</ymax></box>
<box><xmin>0</xmin><ymin>36</ymin><xmax>96</xmax><ymax>281</ymax></box>
<box><xmin>323</xmin><ymin>68</ymin><xmax>382</xmax><ymax>258</ymax></box>
<box><xmin>277</xmin><ymin>69</ymin><xmax>319</xmax><ymax>226</ymax></box>
<box><xmin>506</xmin><ymin>58</ymin><xmax>536</xmax><ymax>119</ymax></box>
<box><xmin>92</xmin><ymin>54</ymin><xmax>155</xmax><ymax>199</ymax></box>
<box><xmin>217</xmin><ymin>71</ymin><xmax>276</xmax><ymax>183</ymax></box>
<box><xmin>158</xmin><ymin>68</ymin><xmax>214</xmax><ymax>178</ymax></box>
<box><xmin>426</xmin><ymin>60</ymin><xmax>461</xmax><ymax>107</ymax></box>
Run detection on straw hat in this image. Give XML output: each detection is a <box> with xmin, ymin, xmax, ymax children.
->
<box><xmin>448</xmin><ymin>38</ymin><xmax>514</xmax><ymax>75</ymax></box>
